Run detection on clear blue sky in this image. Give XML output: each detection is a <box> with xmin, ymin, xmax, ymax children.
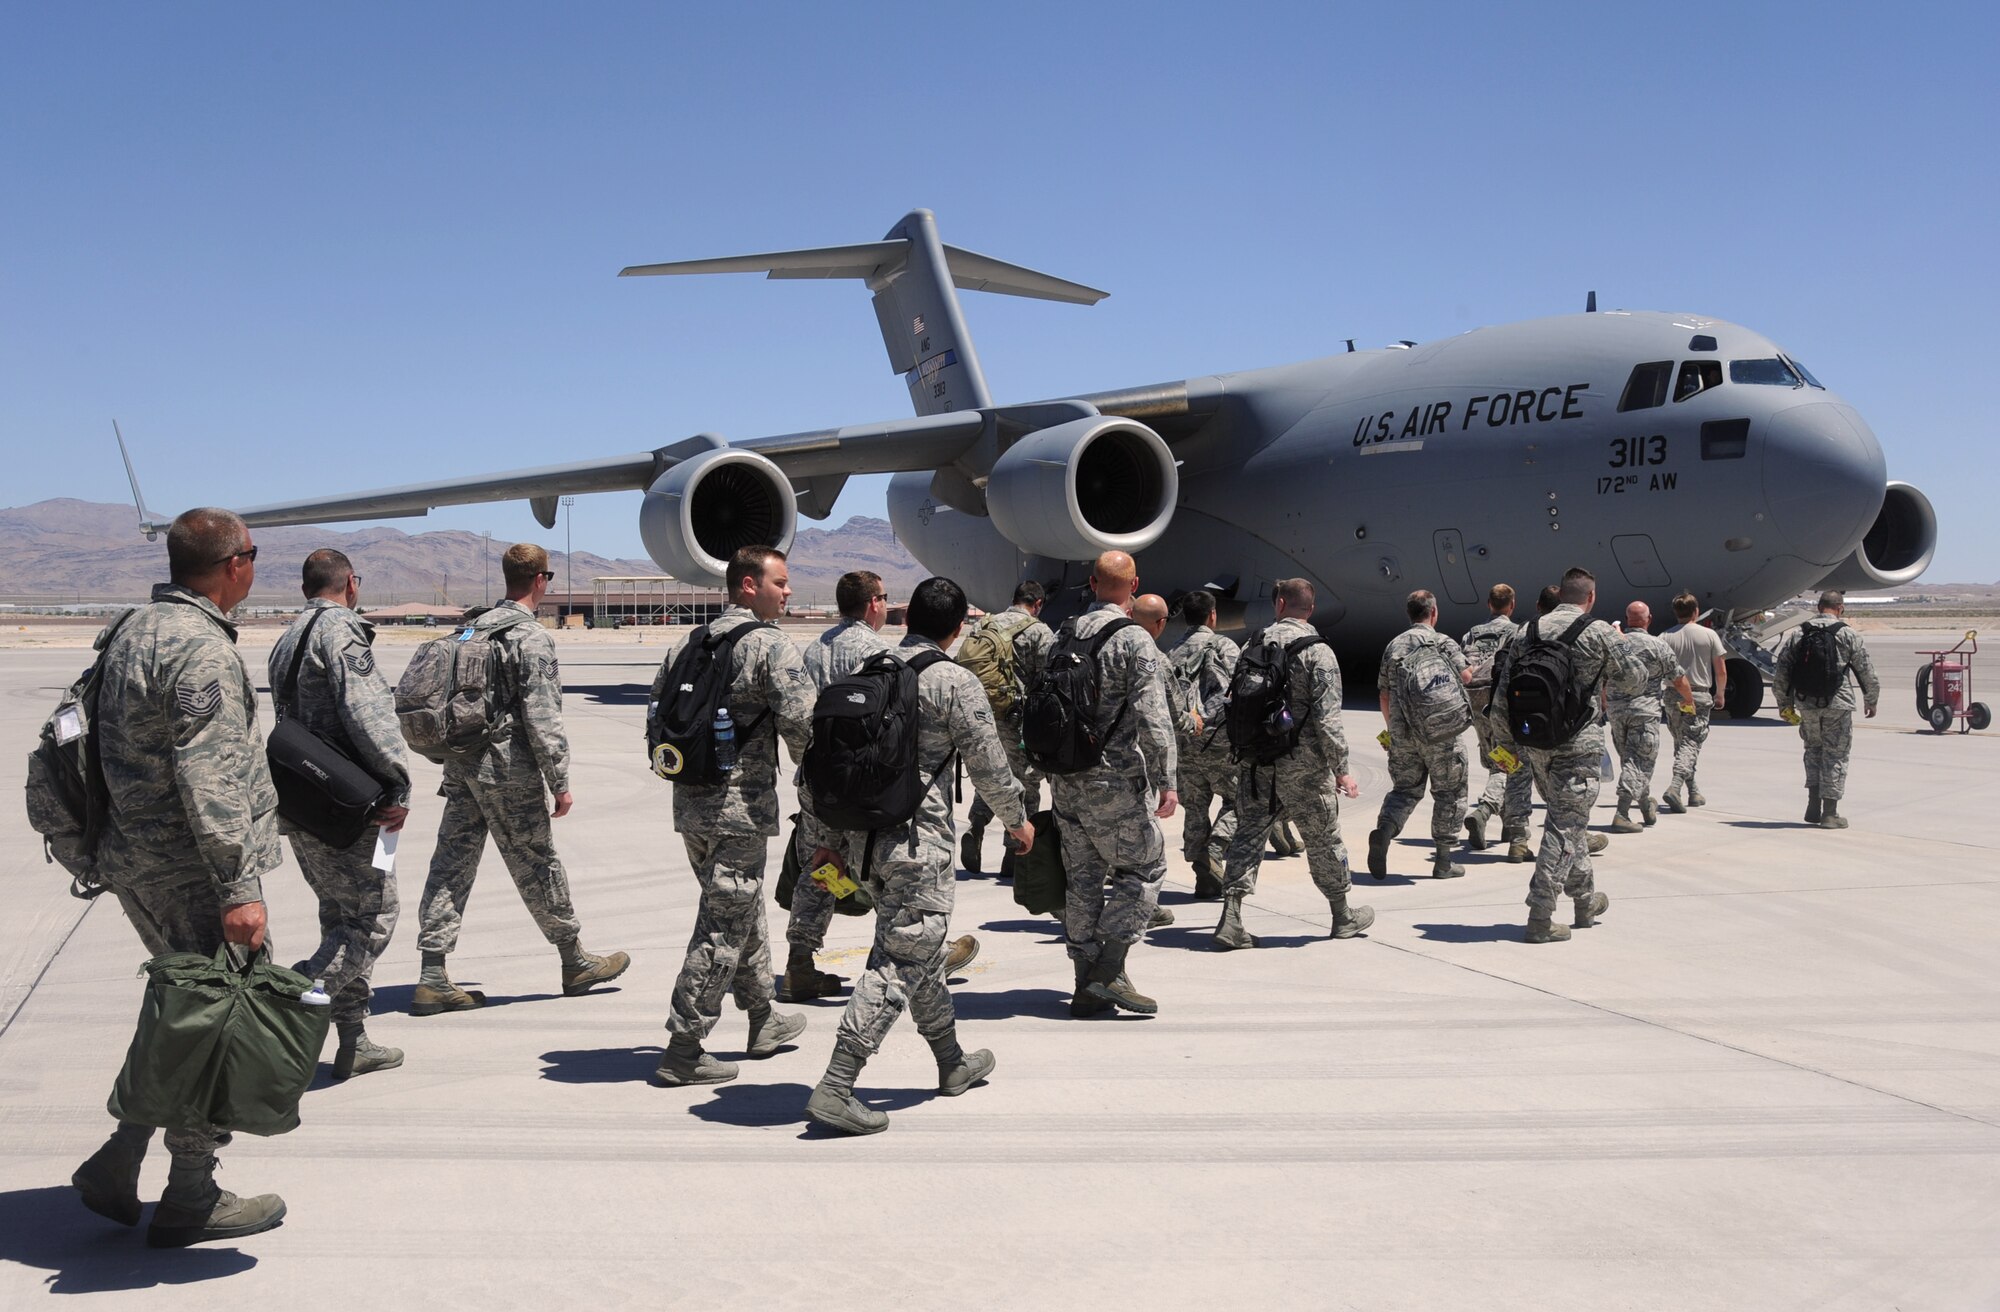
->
<box><xmin>5</xmin><ymin>3</ymin><xmax>1995</xmax><ymax>580</ymax></box>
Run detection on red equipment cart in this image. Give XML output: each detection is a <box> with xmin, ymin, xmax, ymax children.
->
<box><xmin>1915</xmin><ymin>631</ymin><xmax>1989</xmax><ymax>733</ymax></box>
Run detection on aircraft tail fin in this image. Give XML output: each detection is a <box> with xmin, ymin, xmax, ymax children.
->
<box><xmin>113</xmin><ymin>421</ymin><xmax>170</xmax><ymax>540</ymax></box>
<box><xmin>621</xmin><ymin>209</ymin><xmax>1106</xmax><ymax>418</ymax></box>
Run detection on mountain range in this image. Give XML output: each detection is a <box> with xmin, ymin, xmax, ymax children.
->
<box><xmin>0</xmin><ymin>499</ymin><xmax>929</xmax><ymax>606</ymax></box>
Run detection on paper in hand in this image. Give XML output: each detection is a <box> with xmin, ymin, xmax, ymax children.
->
<box><xmin>372</xmin><ymin>828</ymin><xmax>399</xmax><ymax>874</ymax></box>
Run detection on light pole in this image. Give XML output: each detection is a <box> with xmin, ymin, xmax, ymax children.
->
<box><xmin>562</xmin><ymin>496</ymin><xmax>576</xmax><ymax>628</ymax></box>
<box><xmin>482</xmin><ymin>530</ymin><xmax>492</xmax><ymax>605</ymax></box>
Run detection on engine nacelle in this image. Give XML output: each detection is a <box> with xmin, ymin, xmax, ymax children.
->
<box><xmin>1813</xmin><ymin>480</ymin><xmax>1937</xmax><ymax>593</ymax></box>
<box><xmin>639</xmin><ymin>447</ymin><xmax>797</xmax><ymax>588</ymax></box>
<box><xmin>983</xmin><ymin>416</ymin><xmax>1178</xmax><ymax>562</ymax></box>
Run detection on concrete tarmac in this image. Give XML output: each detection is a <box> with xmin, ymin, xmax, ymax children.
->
<box><xmin>1</xmin><ymin>629</ymin><xmax>1996</xmax><ymax>1308</ymax></box>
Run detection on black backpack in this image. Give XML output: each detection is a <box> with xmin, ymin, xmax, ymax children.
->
<box><xmin>1788</xmin><ymin>621</ymin><xmax>1848</xmax><ymax>706</ymax></box>
<box><xmin>1494</xmin><ymin>614</ymin><xmax>1596</xmax><ymax>750</ymax></box>
<box><xmin>24</xmin><ymin>608</ymin><xmax>138</xmax><ymax>898</ymax></box>
<box><xmin>1021</xmin><ymin>617</ymin><xmax>1139</xmax><ymax>775</ymax></box>
<box><xmin>1225</xmin><ymin>632</ymin><xmax>1326</xmax><ymax>766</ymax></box>
<box><xmin>802</xmin><ymin>648</ymin><xmax>954</xmax><ymax>834</ymax></box>
<box><xmin>646</xmin><ymin>621</ymin><xmax>774</xmax><ymax>785</ymax></box>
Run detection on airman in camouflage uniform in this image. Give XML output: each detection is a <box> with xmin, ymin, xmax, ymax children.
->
<box><xmin>1772</xmin><ymin>591</ymin><xmax>1880</xmax><ymax>830</ymax></box>
<box><xmin>70</xmin><ymin>508</ymin><xmax>288</xmax><ymax>1248</ymax></box>
<box><xmin>805</xmin><ymin>578</ymin><xmax>1036</xmax><ymax>1135</ymax></box>
<box><xmin>1605</xmin><ymin>601</ymin><xmax>1692</xmax><ymax>833</ymax></box>
<box><xmin>962</xmin><ymin>580</ymin><xmax>1055</xmax><ymax>874</ymax></box>
<box><xmin>1494</xmin><ymin>567</ymin><xmax>1644</xmax><ymax>942</ymax></box>
<box><xmin>1214</xmin><ymin>578</ymin><xmax>1372</xmax><ymax>950</ymax></box>
<box><xmin>654</xmin><ymin>547</ymin><xmax>818</xmax><ymax>1088</ymax></box>
<box><xmin>267</xmin><ymin>549</ymin><xmax>411</xmax><ymax>1079</ymax></box>
<box><xmin>1370</xmin><ymin>591</ymin><xmax>1472</xmax><ymax>881</ymax></box>
<box><xmin>1167</xmin><ymin>590</ymin><xmax>1240</xmax><ymax>899</ymax></box>
<box><xmin>1048</xmin><ymin>553</ymin><xmax>1178</xmax><ymax>1017</ymax></box>
<box><xmin>1461</xmin><ymin>584</ymin><xmax>1533</xmax><ymax>859</ymax></box>
<box><xmin>413</xmin><ymin>544</ymin><xmax>628</xmax><ymax>1014</ymax></box>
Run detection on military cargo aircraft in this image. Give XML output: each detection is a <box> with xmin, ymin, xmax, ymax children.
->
<box><xmin>127</xmin><ymin>209</ymin><xmax>1934</xmax><ymax>714</ymax></box>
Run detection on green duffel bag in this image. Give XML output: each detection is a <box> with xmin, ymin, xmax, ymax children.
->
<box><xmin>774</xmin><ymin>814</ymin><xmax>874</xmax><ymax>917</ymax></box>
<box><xmin>1009</xmin><ymin>810</ymin><xmax>1066</xmax><ymax>915</ymax></box>
<box><xmin>108</xmin><ymin>944</ymin><xmax>331</xmax><ymax>1137</ymax></box>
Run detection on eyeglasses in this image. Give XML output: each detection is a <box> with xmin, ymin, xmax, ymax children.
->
<box><xmin>538</xmin><ymin>570</ymin><xmax>556</xmax><ymax>582</ymax></box>
<box><xmin>212</xmin><ymin>545</ymin><xmax>258</xmax><ymax>567</ymax></box>
<box><xmin>349</xmin><ymin>575</ymin><xmax>362</xmax><ymax>587</ymax></box>
<box><xmin>870</xmin><ymin>594</ymin><xmax>888</xmax><ymax>604</ymax></box>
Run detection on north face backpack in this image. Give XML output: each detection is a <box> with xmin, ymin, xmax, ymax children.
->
<box><xmin>24</xmin><ymin>608</ymin><xmax>139</xmax><ymax>898</ymax></box>
<box><xmin>1225</xmin><ymin>631</ymin><xmax>1326</xmax><ymax>766</ymax></box>
<box><xmin>645</xmin><ymin>621</ymin><xmax>774</xmax><ymax>785</ymax></box>
<box><xmin>1495</xmin><ymin>613</ymin><xmax>1596</xmax><ymax>750</ymax></box>
<box><xmin>955</xmin><ymin>611</ymin><xmax>1035</xmax><ymax>718</ymax></box>
<box><xmin>395</xmin><ymin>610</ymin><xmax>537</xmax><ymax>764</ymax></box>
<box><xmin>1788</xmin><ymin>621</ymin><xmax>1848</xmax><ymax>706</ymax></box>
<box><xmin>1398</xmin><ymin>637</ymin><xmax>1472</xmax><ymax>742</ymax></box>
<box><xmin>802</xmin><ymin>648</ymin><xmax>954</xmax><ymax>834</ymax></box>
<box><xmin>1021</xmin><ymin>617</ymin><xmax>1139</xmax><ymax>775</ymax></box>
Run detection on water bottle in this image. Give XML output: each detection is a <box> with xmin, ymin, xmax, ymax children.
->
<box><xmin>713</xmin><ymin>706</ymin><xmax>737</xmax><ymax>773</ymax></box>
<box><xmin>300</xmin><ymin>978</ymin><xmax>331</xmax><ymax>1007</ymax></box>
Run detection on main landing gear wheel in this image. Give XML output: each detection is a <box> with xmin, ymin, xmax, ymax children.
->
<box><xmin>1928</xmin><ymin>703</ymin><xmax>1954</xmax><ymax>733</ymax></box>
<box><xmin>1723</xmin><ymin>659</ymin><xmax>1764</xmax><ymax>719</ymax></box>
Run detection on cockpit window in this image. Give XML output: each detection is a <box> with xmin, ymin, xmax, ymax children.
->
<box><xmin>1674</xmin><ymin>360</ymin><xmax>1722</xmax><ymax>402</ymax></box>
<box><xmin>1618</xmin><ymin>361</ymin><xmax>1672</xmax><ymax>412</ymax></box>
<box><xmin>1729</xmin><ymin>357</ymin><xmax>1803</xmax><ymax>387</ymax></box>
<box><xmin>1785</xmin><ymin>355</ymin><xmax>1825</xmax><ymax>389</ymax></box>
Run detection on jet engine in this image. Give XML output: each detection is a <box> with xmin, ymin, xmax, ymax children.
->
<box><xmin>983</xmin><ymin>416</ymin><xmax>1178</xmax><ymax>562</ymax></box>
<box><xmin>1813</xmin><ymin>481</ymin><xmax>1937</xmax><ymax>593</ymax></box>
<box><xmin>638</xmin><ymin>447</ymin><xmax>798</xmax><ymax>588</ymax></box>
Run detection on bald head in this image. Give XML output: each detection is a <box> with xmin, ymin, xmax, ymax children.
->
<box><xmin>1625</xmin><ymin>601</ymin><xmax>1652</xmax><ymax>632</ymax></box>
<box><xmin>1090</xmin><ymin>551</ymin><xmax>1139</xmax><ymax>606</ymax></box>
<box><xmin>1134</xmin><ymin>593</ymin><xmax>1169</xmax><ymax>639</ymax></box>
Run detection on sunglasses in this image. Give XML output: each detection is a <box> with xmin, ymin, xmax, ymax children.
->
<box><xmin>538</xmin><ymin>570</ymin><xmax>556</xmax><ymax>582</ymax></box>
<box><xmin>211</xmin><ymin>545</ymin><xmax>259</xmax><ymax>567</ymax></box>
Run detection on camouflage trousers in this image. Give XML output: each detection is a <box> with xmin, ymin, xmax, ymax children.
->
<box><xmin>967</xmin><ymin>735</ymin><xmax>1042</xmax><ymax>834</ymax></box>
<box><xmin>832</xmin><ymin>838</ymin><xmax>957</xmax><ymax>1056</ymax></box>
<box><xmin>1798</xmin><ymin>706</ymin><xmax>1855</xmax><ymax>800</ymax></box>
<box><xmin>1375</xmin><ymin>733</ymin><xmax>1469</xmax><ymax>845</ymax></box>
<box><xmin>1522</xmin><ymin>737</ymin><xmax>1600</xmax><ymax>919</ymax></box>
<box><xmin>1608</xmin><ymin>709</ymin><xmax>1663</xmax><ymax>809</ymax></box>
<box><xmin>787</xmin><ymin>795</ymin><xmax>838</xmax><ymax>953</ymax></box>
<box><xmin>416</xmin><ymin>772</ymin><xmax>582</xmax><ymax>955</ymax></box>
<box><xmin>288</xmin><ymin>826</ymin><xmax>399</xmax><ymax>1025</ymax></box>
<box><xmin>1665</xmin><ymin>693</ymin><xmax>1713</xmax><ymax>790</ymax></box>
<box><xmin>1472</xmin><ymin>715</ymin><xmax>1534</xmax><ymax>827</ymax></box>
<box><xmin>1052</xmin><ymin>776</ymin><xmax>1164</xmax><ymax>967</ymax></box>
<box><xmin>109</xmin><ymin>872</ymin><xmax>230</xmax><ymax>1159</ymax></box>
<box><xmin>666</xmin><ymin>831</ymin><xmax>775</xmax><ymax>1042</ymax></box>
<box><xmin>1176</xmin><ymin>736</ymin><xmax>1238</xmax><ymax>868</ymax></box>
<box><xmin>1221</xmin><ymin>756</ymin><xmax>1353</xmax><ymax>901</ymax></box>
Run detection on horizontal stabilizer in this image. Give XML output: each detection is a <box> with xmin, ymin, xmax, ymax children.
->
<box><xmin>622</xmin><ymin>241</ymin><xmax>1105</xmax><ymax>305</ymax></box>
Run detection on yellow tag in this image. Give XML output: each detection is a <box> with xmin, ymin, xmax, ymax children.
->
<box><xmin>1491</xmin><ymin>745</ymin><xmax>1520</xmax><ymax>774</ymax></box>
<box><xmin>1376</xmin><ymin>730</ymin><xmax>1391</xmax><ymax>749</ymax></box>
<box><xmin>810</xmin><ymin>862</ymin><xmax>859</xmax><ymax>899</ymax></box>
<box><xmin>1781</xmin><ymin>707</ymin><xmax>1802</xmax><ymax>726</ymax></box>
<box><xmin>1679</xmin><ymin>702</ymin><xmax>1698</xmax><ymax>716</ymax></box>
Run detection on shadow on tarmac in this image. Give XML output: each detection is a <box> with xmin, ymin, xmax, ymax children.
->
<box><xmin>976</xmin><ymin>918</ymin><xmax>1065</xmax><ymax>939</ymax></box>
<box><xmin>538</xmin><ymin>1046</ymin><xmax>666</xmax><ymax>1084</ymax></box>
<box><xmin>371</xmin><ymin>983</ymin><xmax>571</xmax><ymax>1015</ymax></box>
<box><xmin>0</xmin><ymin>1185</ymin><xmax>258</xmax><ymax>1292</ymax></box>
<box><xmin>1410</xmin><ymin>922</ymin><xmax>1525</xmax><ymax>943</ymax></box>
<box><xmin>949</xmin><ymin>987</ymin><xmax>1072</xmax><ymax>1021</ymax></box>
<box><xmin>684</xmin><ymin>1081</ymin><xmax>939</xmax><ymax>1133</ymax></box>
<box><xmin>568</xmin><ymin>683</ymin><xmax>650</xmax><ymax>706</ymax></box>
<box><xmin>1724</xmin><ymin>820</ymin><xmax>1818</xmax><ymax>830</ymax></box>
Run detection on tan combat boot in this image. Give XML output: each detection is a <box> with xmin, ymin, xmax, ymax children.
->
<box><xmin>146</xmin><ymin>1155</ymin><xmax>286</xmax><ymax>1248</ymax></box>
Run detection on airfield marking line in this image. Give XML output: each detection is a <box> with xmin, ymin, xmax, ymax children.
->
<box><xmin>0</xmin><ymin>896</ymin><xmax>98</xmax><ymax>1048</ymax></box>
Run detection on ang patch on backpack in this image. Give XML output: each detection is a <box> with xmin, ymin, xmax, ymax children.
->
<box><xmin>645</xmin><ymin>621</ymin><xmax>774</xmax><ymax>786</ymax></box>
<box><xmin>1021</xmin><ymin>618</ymin><xmax>1138</xmax><ymax>776</ymax></box>
<box><xmin>24</xmin><ymin>609</ymin><xmax>138</xmax><ymax>898</ymax></box>
<box><xmin>1397</xmin><ymin>638</ymin><xmax>1472</xmax><ymax>742</ymax></box>
<box><xmin>1788</xmin><ymin>621</ymin><xmax>1848</xmax><ymax>706</ymax></box>
<box><xmin>802</xmin><ymin>648</ymin><xmax>953</xmax><ymax>833</ymax></box>
<box><xmin>955</xmin><ymin>612</ymin><xmax>1034</xmax><ymax>718</ymax></box>
<box><xmin>395</xmin><ymin>611</ymin><xmax>536</xmax><ymax>764</ymax></box>
<box><xmin>1495</xmin><ymin>614</ymin><xmax>1596</xmax><ymax>750</ymax></box>
<box><xmin>1225</xmin><ymin>632</ymin><xmax>1325</xmax><ymax>766</ymax></box>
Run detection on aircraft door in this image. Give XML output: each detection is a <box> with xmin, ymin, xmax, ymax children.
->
<box><xmin>1432</xmin><ymin>529</ymin><xmax>1477</xmax><ymax>605</ymax></box>
<box><xmin>1612</xmin><ymin>534</ymin><xmax>1672</xmax><ymax>589</ymax></box>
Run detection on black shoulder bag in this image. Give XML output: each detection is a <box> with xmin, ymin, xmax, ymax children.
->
<box><xmin>266</xmin><ymin>609</ymin><xmax>389</xmax><ymax>849</ymax></box>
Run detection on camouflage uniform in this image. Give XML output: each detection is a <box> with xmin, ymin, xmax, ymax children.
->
<box><xmin>268</xmin><ymin>598</ymin><xmax>411</xmax><ymax>1026</ymax></box>
<box><xmin>1374</xmin><ymin>625</ymin><xmax>1472</xmax><ymax>846</ymax></box>
<box><xmin>1050</xmin><ymin>603</ymin><xmax>1177</xmax><ymax>968</ymax></box>
<box><xmin>1462</xmin><ymin>614</ymin><xmax>1532</xmax><ymax>831</ymax></box>
<box><xmin>1496</xmin><ymin>605</ymin><xmax>1642</xmax><ymax>920</ymax></box>
<box><xmin>665</xmin><ymin>606</ymin><xmax>816</xmax><ymax>1043</ymax></box>
<box><xmin>1606</xmin><ymin>630</ymin><xmax>1678</xmax><ymax>811</ymax></box>
<box><xmin>415</xmin><ymin>600</ymin><xmax>583</xmax><ymax>956</ymax></box>
<box><xmin>1220</xmin><ymin>618</ymin><xmax>1356</xmax><ymax>901</ymax></box>
<box><xmin>819</xmin><ymin>636</ymin><xmax>1025</xmax><ymax>1054</ymax></box>
<box><xmin>1773</xmin><ymin>617</ymin><xmax>1880</xmax><ymax>802</ymax></box>
<box><xmin>1167</xmin><ymin>626</ymin><xmax>1240</xmax><ymax>869</ymax></box>
<box><xmin>966</xmin><ymin>608</ymin><xmax>1054</xmax><ymax>835</ymax></box>
<box><xmin>96</xmin><ymin>584</ymin><xmax>282</xmax><ymax>1163</ymax></box>
<box><xmin>789</xmin><ymin>617</ymin><xmax>891</xmax><ymax>953</ymax></box>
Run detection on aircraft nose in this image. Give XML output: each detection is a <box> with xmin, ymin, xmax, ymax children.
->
<box><xmin>1759</xmin><ymin>401</ymin><xmax>1887</xmax><ymax>566</ymax></box>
